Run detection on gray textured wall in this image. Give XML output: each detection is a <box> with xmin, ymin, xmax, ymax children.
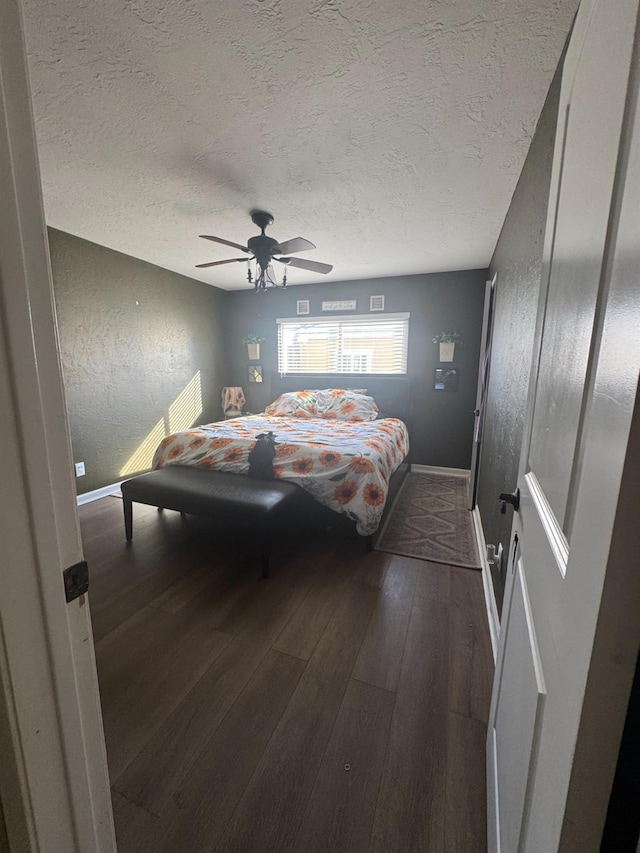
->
<box><xmin>476</xmin><ymin>61</ymin><xmax>564</xmax><ymax>611</ymax></box>
<box><xmin>223</xmin><ymin>270</ymin><xmax>487</xmax><ymax>469</ymax></box>
<box><xmin>0</xmin><ymin>796</ymin><xmax>7</xmax><ymax>853</ymax></box>
<box><xmin>50</xmin><ymin>229</ymin><xmax>229</xmax><ymax>494</ymax></box>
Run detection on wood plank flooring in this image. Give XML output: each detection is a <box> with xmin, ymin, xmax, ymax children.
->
<box><xmin>81</xmin><ymin>495</ymin><xmax>494</xmax><ymax>853</ymax></box>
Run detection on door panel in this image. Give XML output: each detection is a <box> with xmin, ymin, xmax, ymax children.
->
<box><xmin>492</xmin><ymin>551</ymin><xmax>546</xmax><ymax>853</ymax></box>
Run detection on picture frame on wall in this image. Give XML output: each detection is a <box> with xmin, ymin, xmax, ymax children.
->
<box><xmin>296</xmin><ymin>299</ymin><xmax>310</xmax><ymax>315</ymax></box>
<box><xmin>248</xmin><ymin>364</ymin><xmax>263</xmax><ymax>383</ymax></box>
<box><xmin>434</xmin><ymin>367</ymin><xmax>459</xmax><ymax>391</ymax></box>
<box><xmin>370</xmin><ymin>295</ymin><xmax>385</xmax><ymax>311</ymax></box>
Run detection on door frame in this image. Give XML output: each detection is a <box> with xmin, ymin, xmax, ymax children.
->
<box><xmin>468</xmin><ymin>273</ymin><xmax>497</xmax><ymax>510</ymax></box>
<box><xmin>0</xmin><ymin>1</ymin><xmax>115</xmax><ymax>849</ymax></box>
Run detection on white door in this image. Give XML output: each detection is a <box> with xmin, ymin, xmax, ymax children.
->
<box><xmin>487</xmin><ymin>1</ymin><xmax>640</xmax><ymax>851</ymax></box>
<box><xmin>0</xmin><ymin>0</ymin><xmax>115</xmax><ymax>849</ymax></box>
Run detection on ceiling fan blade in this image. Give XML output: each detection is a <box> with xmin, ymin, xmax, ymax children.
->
<box><xmin>276</xmin><ymin>257</ymin><xmax>333</xmax><ymax>275</ymax></box>
<box><xmin>272</xmin><ymin>237</ymin><xmax>316</xmax><ymax>255</ymax></box>
<box><xmin>195</xmin><ymin>258</ymin><xmax>249</xmax><ymax>268</ymax></box>
<box><xmin>199</xmin><ymin>235</ymin><xmax>250</xmax><ymax>253</ymax></box>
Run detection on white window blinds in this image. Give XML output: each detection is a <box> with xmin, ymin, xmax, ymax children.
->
<box><xmin>277</xmin><ymin>313</ymin><xmax>409</xmax><ymax>375</ymax></box>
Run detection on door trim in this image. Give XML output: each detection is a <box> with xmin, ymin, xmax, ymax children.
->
<box><xmin>472</xmin><ymin>506</ymin><xmax>500</xmax><ymax>661</ymax></box>
<box><xmin>0</xmin><ymin>1</ymin><xmax>115</xmax><ymax>849</ymax></box>
<box><xmin>469</xmin><ymin>275</ymin><xmax>497</xmax><ymax>509</ymax></box>
<box><xmin>525</xmin><ymin>472</ymin><xmax>569</xmax><ymax>577</ymax></box>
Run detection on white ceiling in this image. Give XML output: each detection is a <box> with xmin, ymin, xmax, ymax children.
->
<box><xmin>22</xmin><ymin>0</ymin><xmax>577</xmax><ymax>291</ymax></box>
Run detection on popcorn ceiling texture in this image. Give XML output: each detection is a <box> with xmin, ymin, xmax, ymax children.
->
<box><xmin>23</xmin><ymin>0</ymin><xmax>577</xmax><ymax>290</ymax></box>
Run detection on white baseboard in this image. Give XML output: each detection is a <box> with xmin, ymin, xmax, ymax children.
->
<box><xmin>411</xmin><ymin>464</ymin><xmax>470</xmax><ymax>478</ymax></box>
<box><xmin>472</xmin><ymin>505</ymin><xmax>500</xmax><ymax>662</ymax></box>
<box><xmin>76</xmin><ymin>481</ymin><xmax>123</xmax><ymax>506</ymax></box>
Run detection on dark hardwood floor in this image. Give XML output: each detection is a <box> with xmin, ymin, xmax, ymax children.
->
<box><xmin>81</xmin><ymin>495</ymin><xmax>494</xmax><ymax>852</ymax></box>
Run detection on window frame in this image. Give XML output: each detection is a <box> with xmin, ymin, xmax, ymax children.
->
<box><xmin>276</xmin><ymin>312</ymin><xmax>410</xmax><ymax>377</ymax></box>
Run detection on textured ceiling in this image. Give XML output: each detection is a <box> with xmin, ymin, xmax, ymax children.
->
<box><xmin>22</xmin><ymin>0</ymin><xmax>577</xmax><ymax>290</ymax></box>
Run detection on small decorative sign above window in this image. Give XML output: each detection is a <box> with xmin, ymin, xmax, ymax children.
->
<box><xmin>297</xmin><ymin>300</ymin><xmax>310</xmax><ymax>315</ymax></box>
<box><xmin>370</xmin><ymin>295</ymin><xmax>385</xmax><ymax>312</ymax></box>
<box><xmin>322</xmin><ymin>300</ymin><xmax>356</xmax><ymax>312</ymax></box>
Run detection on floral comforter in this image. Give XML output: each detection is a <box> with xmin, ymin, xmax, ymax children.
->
<box><xmin>151</xmin><ymin>415</ymin><xmax>409</xmax><ymax>535</ymax></box>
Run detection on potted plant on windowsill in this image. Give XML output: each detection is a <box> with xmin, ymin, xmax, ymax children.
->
<box><xmin>243</xmin><ymin>332</ymin><xmax>265</xmax><ymax>360</ymax></box>
<box><xmin>432</xmin><ymin>329</ymin><xmax>463</xmax><ymax>362</ymax></box>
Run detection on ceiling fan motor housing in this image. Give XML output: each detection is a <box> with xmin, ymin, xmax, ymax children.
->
<box><xmin>247</xmin><ymin>234</ymin><xmax>279</xmax><ymax>269</ymax></box>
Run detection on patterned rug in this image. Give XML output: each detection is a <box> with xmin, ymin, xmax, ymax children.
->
<box><xmin>376</xmin><ymin>472</ymin><xmax>481</xmax><ymax>569</ymax></box>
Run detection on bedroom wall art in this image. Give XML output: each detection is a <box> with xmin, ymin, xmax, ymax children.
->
<box><xmin>434</xmin><ymin>368</ymin><xmax>459</xmax><ymax>391</ymax></box>
<box><xmin>322</xmin><ymin>299</ymin><xmax>356</xmax><ymax>311</ymax></box>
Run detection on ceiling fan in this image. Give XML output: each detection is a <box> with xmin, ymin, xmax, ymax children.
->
<box><xmin>196</xmin><ymin>210</ymin><xmax>333</xmax><ymax>291</ymax></box>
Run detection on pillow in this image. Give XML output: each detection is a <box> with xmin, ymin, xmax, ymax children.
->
<box><xmin>315</xmin><ymin>389</ymin><xmax>379</xmax><ymax>421</ymax></box>
<box><xmin>264</xmin><ymin>388</ymin><xmax>379</xmax><ymax>421</ymax></box>
<box><xmin>264</xmin><ymin>390</ymin><xmax>318</xmax><ymax>418</ymax></box>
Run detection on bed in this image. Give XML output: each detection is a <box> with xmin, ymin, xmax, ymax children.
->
<box><xmin>151</xmin><ymin>379</ymin><xmax>412</xmax><ymax>539</ymax></box>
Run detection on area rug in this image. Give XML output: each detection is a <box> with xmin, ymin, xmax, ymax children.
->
<box><xmin>376</xmin><ymin>472</ymin><xmax>481</xmax><ymax>569</ymax></box>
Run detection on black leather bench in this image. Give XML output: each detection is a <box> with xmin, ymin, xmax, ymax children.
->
<box><xmin>120</xmin><ymin>467</ymin><xmax>300</xmax><ymax>578</ymax></box>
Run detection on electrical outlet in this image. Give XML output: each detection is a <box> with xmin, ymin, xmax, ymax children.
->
<box><xmin>75</xmin><ymin>462</ymin><xmax>86</xmax><ymax>477</ymax></box>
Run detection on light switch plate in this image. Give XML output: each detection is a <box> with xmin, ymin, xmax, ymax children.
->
<box><xmin>75</xmin><ymin>462</ymin><xmax>86</xmax><ymax>477</ymax></box>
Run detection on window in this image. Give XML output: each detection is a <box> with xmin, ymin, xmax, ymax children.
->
<box><xmin>277</xmin><ymin>313</ymin><xmax>409</xmax><ymax>375</ymax></box>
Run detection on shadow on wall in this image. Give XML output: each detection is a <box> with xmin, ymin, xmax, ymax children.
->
<box><xmin>118</xmin><ymin>371</ymin><xmax>203</xmax><ymax>476</ymax></box>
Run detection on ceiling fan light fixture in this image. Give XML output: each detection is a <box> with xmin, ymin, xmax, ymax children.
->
<box><xmin>253</xmin><ymin>261</ymin><xmax>287</xmax><ymax>292</ymax></box>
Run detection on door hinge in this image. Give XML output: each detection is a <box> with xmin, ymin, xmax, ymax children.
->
<box><xmin>63</xmin><ymin>561</ymin><xmax>89</xmax><ymax>602</ymax></box>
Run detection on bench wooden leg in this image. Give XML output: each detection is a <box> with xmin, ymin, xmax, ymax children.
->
<box><xmin>124</xmin><ymin>497</ymin><xmax>133</xmax><ymax>542</ymax></box>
